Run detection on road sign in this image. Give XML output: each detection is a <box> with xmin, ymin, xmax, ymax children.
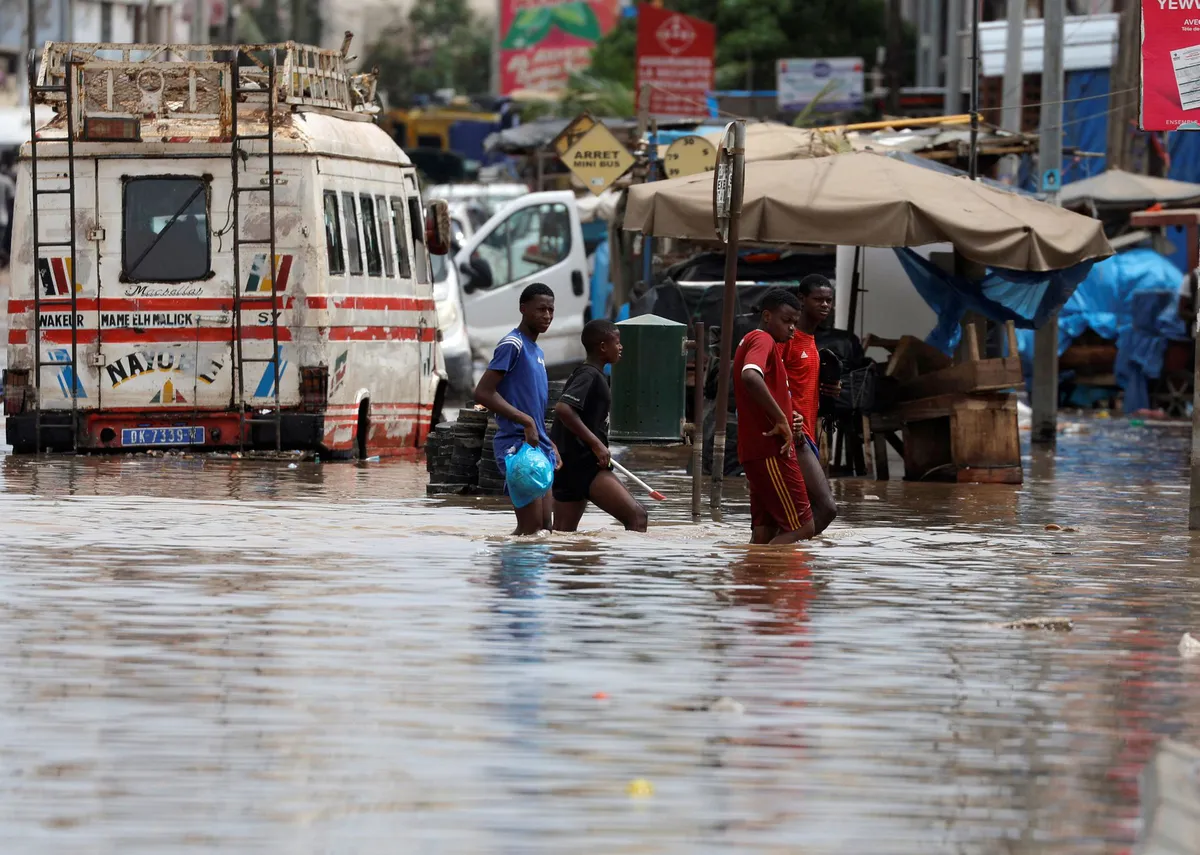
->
<box><xmin>1041</xmin><ymin>168</ymin><xmax>1061</xmax><ymax>192</ymax></box>
<box><xmin>635</xmin><ymin>5</ymin><xmax>716</xmax><ymax>117</ymax></box>
<box><xmin>559</xmin><ymin>119</ymin><xmax>635</xmax><ymax>196</ymax></box>
<box><xmin>663</xmin><ymin>135</ymin><xmax>716</xmax><ymax>179</ymax></box>
<box><xmin>713</xmin><ymin>123</ymin><xmax>736</xmax><ymax>242</ymax></box>
<box><xmin>776</xmin><ymin>57</ymin><xmax>865</xmax><ymax>112</ymax></box>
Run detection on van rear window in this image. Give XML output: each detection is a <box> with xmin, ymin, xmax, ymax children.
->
<box><xmin>323</xmin><ymin>191</ymin><xmax>344</xmax><ymax>275</ymax></box>
<box><xmin>360</xmin><ymin>193</ymin><xmax>382</xmax><ymax>277</ymax></box>
<box><xmin>122</xmin><ymin>177</ymin><xmax>210</xmax><ymax>282</ymax></box>
<box><xmin>390</xmin><ymin>197</ymin><xmax>412</xmax><ymax>280</ymax></box>
<box><xmin>375</xmin><ymin>196</ymin><xmax>394</xmax><ymax>277</ymax></box>
<box><xmin>342</xmin><ymin>192</ymin><xmax>363</xmax><ymax>276</ymax></box>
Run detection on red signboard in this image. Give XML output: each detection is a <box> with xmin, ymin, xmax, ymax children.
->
<box><xmin>635</xmin><ymin>5</ymin><xmax>716</xmax><ymax>117</ymax></box>
<box><xmin>1141</xmin><ymin>2</ymin><xmax>1200</xmax><ymax>131</ymax></box>
<box><xmin>499</xmin><ymin>0</ymin><xmax>620</xmax><ymax>95</ymax></box>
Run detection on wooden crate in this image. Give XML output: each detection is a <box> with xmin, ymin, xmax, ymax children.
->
<box><xmin>894</xmin><ymin>392</ymin><xmax>1023</xmax><ymax>484</ymax></box>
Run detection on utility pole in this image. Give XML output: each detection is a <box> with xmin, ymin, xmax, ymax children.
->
<box><xmin>1032</xmin><ymin>0</ymin><xmax>1064</xmax><ymax>445</ymax></box>
<box><xmin>929</xmin><ymin>0</ymin><xmax>944</xmax><ymax>89</ymax></box>
<box><xmin>1001</xmin><ymin>0</ymin><xmax>1025</xmax><ymax>133</ymax></box>
<box><xmin>887</xmin><ymin>0</ymin><xmax>903</xmax><ymax>114</ymax></box>
<box><xmin>944</xmin><ymin>0</ymin><xmax>963</xmax><ymax>114</ymax></box>
<box><xmin>1107</xmin><ymin>0</ymin><xmax>1138</xmax><ymax>172</ymax></box>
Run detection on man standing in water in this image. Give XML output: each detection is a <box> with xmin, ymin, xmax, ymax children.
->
<box><xmin>473</xmin><ymin>283</ymin><xmax>561</xmax><ymax>536</ymax></box>
<box><xmin>733</xmin><ymin>288</ymin><xmax>815</xmax><ymax>544</ymax></box>
<box><xmin>781</xmin><ymin>274</ymin><xmax>838</xmax><ymax>535</ymax></box>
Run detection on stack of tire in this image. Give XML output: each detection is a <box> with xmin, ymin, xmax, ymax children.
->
<box><xmin>426</xmin><ymin>385</ymin><xmax>567</xmax><ymax>497</ymax></box>
<box><xmin>476</xmin><ymin>418</ymin><xmax>505</xmax><ymax>496</ymax></box>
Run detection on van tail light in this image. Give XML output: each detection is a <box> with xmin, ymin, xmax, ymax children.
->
<box><xmin>300</xmin><ymin>366</ymin><xmax>328</xmax><ymax>412</ymax></box>
<box><xmin>4</xmin><ymin>369</ymin><xmax>30</xmax><ymax>415</ymax></box>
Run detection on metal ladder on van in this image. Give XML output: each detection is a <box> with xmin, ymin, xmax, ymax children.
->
<box><xmin>230</xmin><ymin>51</ymin><xmax>282</xmax><ymax>453</ymax></box>
<box><xmin>27</xmin><ymin>50</ymin><xmax>80</xmax><ymax>453</ymax></box>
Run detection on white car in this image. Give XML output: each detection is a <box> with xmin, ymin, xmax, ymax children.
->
<box><xmin>431</xmin><ymin>202</ymin><xmax>488</xmax><ymax>395</ymax></box>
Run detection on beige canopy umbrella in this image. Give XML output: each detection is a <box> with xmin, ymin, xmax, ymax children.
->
<box><xmin>1058</xmin><ymin>168</ymin><xmax>1200</xmax><ymax>210</ymax></box>
<box><xmin>625</xmin><ymin>150</ymin><xmax>1113</xmax><ymax>272</ymax></box>
<box><xmin>701</xmin><ymin>121</ymin><xmax>846</xmax><ymax>162</ymax></box>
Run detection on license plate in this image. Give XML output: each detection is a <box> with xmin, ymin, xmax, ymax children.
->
<box><xmin>121</xmin><ymin>426</ymin><xmax>206</xmax><ymax>446</ymax></box>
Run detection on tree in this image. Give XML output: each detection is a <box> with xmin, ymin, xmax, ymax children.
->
<box><xmin>360</xmin><ymin>0</ymin><xmax>493</xmax><ymax>103</ymax></box>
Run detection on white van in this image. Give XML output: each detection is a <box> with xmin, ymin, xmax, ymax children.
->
<box><xmin>453</xmin><ymin>190</ymin><xmax>590</xmax><ymax>371</ymax></box>
<box><xmin>6</xmin><ymin>41</ymin><xmax>452</xmax><ymax>456</ymax></box>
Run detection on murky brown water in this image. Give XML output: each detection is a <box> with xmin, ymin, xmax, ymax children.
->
<box><xmin>0</xmin><ymin>417</ymin><xmax>1198</xmax><ymax>853</ymax></box>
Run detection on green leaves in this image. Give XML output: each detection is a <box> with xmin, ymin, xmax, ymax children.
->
<box><xmin>502</xmin><ymin>2</ymin><xmax>604</xmax><ymax>51</ymax></box>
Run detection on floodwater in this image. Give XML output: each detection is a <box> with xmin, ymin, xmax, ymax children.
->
<box><xmin>0</xmin><ymin>417</ymin><xmax>1198</xmax><ymax>854</ymax></box>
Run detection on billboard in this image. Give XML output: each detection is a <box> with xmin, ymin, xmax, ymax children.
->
<box><xmin>777</xmin><ymin>58</ymin><xmax>864</xmax><ymax>113</ymax></box>
<box><xmin>635</xmin><ymin>5</ymin><xmax>715</xmax><ymax>117</ymax></box>
<box><xmin>498</xmin><ymin>0</ymin><xmax>620</xmax><ymax>95</ymax></box>
<box><xmin>1141</xmin><ymin>3</ymin><xmax>1200</xmax><ymax>130</ymax></box>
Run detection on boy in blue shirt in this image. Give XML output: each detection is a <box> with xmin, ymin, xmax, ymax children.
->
<box><xmin>473</xmin><ymin>282</ymin><xmax>561</xmax><ymax>535</ymax></box>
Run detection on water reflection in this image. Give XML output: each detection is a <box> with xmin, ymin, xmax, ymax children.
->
<box><xmin>0</xmin><ymin>419</ymin><xmax>1195</xmax><ymax>852</ymax></box>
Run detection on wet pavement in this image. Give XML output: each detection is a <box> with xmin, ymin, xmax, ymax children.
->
<box><xmin>1</xmin><ymin>416</ymin><xmax>1198</xmax><ymax>853</ymax></box>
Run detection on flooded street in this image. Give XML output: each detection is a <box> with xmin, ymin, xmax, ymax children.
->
<box><xmin>1</xmin><ymin>418</ymin><xmax>1198</xmax><ymax>853</ymax></box>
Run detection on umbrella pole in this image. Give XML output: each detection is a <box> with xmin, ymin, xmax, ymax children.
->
<box><xmin>710</xmin><ymin>122</ymin><xmax>746</xmax><ymax>521</ymax></box>
<box><xmin>969</xmin><ymin>0</ymin><xmax>980</xmax><ymax>181</ymax></box>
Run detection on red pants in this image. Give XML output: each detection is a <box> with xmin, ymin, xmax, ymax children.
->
<box><xmin>743</xmin><ymin>453</ymin><xmax>814</xmax><ymax>532</ymax></box>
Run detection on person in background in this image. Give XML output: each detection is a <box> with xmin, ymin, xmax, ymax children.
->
<box><xmin>473</xmin><ymin>283</ymin><xmax>561</xmax><ymax>536</ymax></box>
<box><xmin>780</xmin><ymin>274</ymin><xmax>839</xmax><ymax>535</ymax></box>
<box><xmin>550</xmin><ymin>319</ymin><xmax>648</xmax><ymax>533</ymax></box>
<box><xmin>733</xmin><ymin>288</ymin><xmax>815</xmax><ymax>545</ymax></box>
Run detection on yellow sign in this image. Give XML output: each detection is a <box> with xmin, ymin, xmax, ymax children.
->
<box><xmin>561</xmin><ymin>122</ymin><xmax>635</xmax><ymax>196</ymax></box>
<box><xmin>551</xmin><ymin>113</ymin><xmax>598</xmax><ymax>159</ymax></box>
<box><xmin>664</xmin><ymin>135</ymin><xmax>716</xmax><ymax>179</ymax></box>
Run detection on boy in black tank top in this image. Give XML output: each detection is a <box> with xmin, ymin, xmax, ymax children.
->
<box><xmin>550</xmin><ymin>320</ymin><xmax>649</xmax><ymax>532</ymax></box>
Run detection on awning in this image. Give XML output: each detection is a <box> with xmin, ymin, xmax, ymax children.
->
<box><xmin>623</xmin><ymin>150</ymin><xmax>1113</xmax><ymax>272</ymax></box>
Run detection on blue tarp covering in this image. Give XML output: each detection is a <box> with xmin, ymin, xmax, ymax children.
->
<box><xmin>1011</xmin><ymin>249</ymin><xmax>1189</xmax><ymax>412</ymax></box>
<box><xmin>893</xmin><ymin>248</ymin><xmax>1095</xmax><ymax>353</ymax></box>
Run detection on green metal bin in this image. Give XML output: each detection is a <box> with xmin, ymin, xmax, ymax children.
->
<box><xmin>610</xmin><ymin>314</ymin><xmax>687</xmax><ymax>443</ymax></box>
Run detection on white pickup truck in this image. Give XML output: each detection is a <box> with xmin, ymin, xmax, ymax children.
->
<box><xmin>437</xmin><ymin>190</ymin><xmax>591</xmax><ymax>390</ymax></box>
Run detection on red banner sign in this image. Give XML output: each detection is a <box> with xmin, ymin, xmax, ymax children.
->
<box><xmin>635</xmin><ymin>5</ymin><xmax>716</xmax><ymax>117</ymax></box>
<box><xmin>1141</xmin><ymin>2</ymin><xmax>1200</xmax><ymax>130</ymax></box>
<box><xmin>499</xmin><ymin>0</ymin><xmax>620</xmax><ymax>95</ymax></box>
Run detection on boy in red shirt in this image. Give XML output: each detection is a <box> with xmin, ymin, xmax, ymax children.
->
<box><xmin>733</xmin><ymin>288</ymin><xmax>816</xmax><ymax>544</ymax></box>
<box><xmin>779</xmin><ymin>274</ymin><xmax>838</xmax><ymax>534</ymax></box>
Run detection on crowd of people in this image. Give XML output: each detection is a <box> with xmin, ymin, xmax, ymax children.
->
<box><xmin>475</xmin><ymin>277</ymin><xmax>839</xmax><ymax>543</ymax></box>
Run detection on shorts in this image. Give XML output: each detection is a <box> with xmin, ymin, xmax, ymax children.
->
<box><xmin>801</xmin><ymin>433</ymin><xmax>819</xmax><ymax>457</ymax></box>
<box><xmin>552</xmin><ymin>460</ymin><xmax>601</xmax><ymax>502</ymax></box>
<box><xmin>743</xmin><ymin>453</ymin><xmax>814</xmax><ymax>533</ymax></box>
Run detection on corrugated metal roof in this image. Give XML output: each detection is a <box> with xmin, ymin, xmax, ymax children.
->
<box><xmin>962</xmin><ymin>13</ymin><xmax>1119</xmax><ymax>79</ymax></box>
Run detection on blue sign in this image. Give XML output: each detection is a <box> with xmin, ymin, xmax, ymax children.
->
<box><xmin>1041</xmin><ymin>168</ymin><xmax>1061</xmax><ymax>192</ymax></box>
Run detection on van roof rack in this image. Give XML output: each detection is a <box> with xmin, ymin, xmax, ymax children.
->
<box><xmin>34</xmin><ymin>41</ymin><xmax>378</xmax><ymax>125</ymax></box>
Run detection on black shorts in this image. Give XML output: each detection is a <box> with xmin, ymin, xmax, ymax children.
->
<box><xmin>552</xmin><ymin>460</ymin><xmax>601</xmax><ymax>503</ymax></box>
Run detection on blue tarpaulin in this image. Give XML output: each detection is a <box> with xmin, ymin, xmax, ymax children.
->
<box><xmin>1011</xmin><ymin>249</ymin><xmax>1188</xmax><ymax>412</ymax></box>
<box><xmin>893</xmin><ymin>248</ymin><xmax>1095</xmax><ymax>353</ymax></box>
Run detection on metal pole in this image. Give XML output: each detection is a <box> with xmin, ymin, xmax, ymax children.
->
<box><xmin>642</xmin><ymin>120</ymin><xmax>657</xmax><ymax>290</ymax></box>
<box><xmin>1032</xmin><ymin>0</ymin><xmax>1064</xmax><ymax>445</ymax></box>
<box><xmin>1001</xmin><ymin>0</ymin><xmax>1025</xmax><ymax>134</ymax></box>
<box><xmin>929</xmin><ymin>0</ymin><xmax>944</xmax><ymax>88</ymax></box>
<box><xmin>710</xmin><ymin>121</ymin><xmax>745</xmax><ymax>521</ymax></box>
<box><xmin>968</xmin><ymin>0</ymin><xmax>980</xmax><ymax>180</ymax></box>
<box><xmin>1187</xmin><ymin>223</ymin><xmax>1200</xmax><ymax>529</ymax></box>
<box><xmin>691</xmin><ymin>322</ymin><xmax>705</xmax><ymax>520</ymax></box>
<box><xmin>23</xmin><ymin>0</ymin><xmax>36</xmax><ymax>106</ymax></box>
<box><xmin>943</xmin><ymin>0</ymin><xmax>963</xmax><ymax>115</ymax></box>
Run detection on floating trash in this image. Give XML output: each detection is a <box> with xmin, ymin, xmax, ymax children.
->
<box><xmin>707</xmin><ymin>696</ymin><xmax>745</xmax><ymax>715</ymax></box>
<box><xmin>1179</xmin><ymin>633</ymin><xmax>1200</xmax><ymax>658</ymax></box>
<box><xmin>626</xmin><ymin>778</ymin><xmax>654</xmax><ymax>798</ymax></box>
<box><xmin>999</xmin><ymin>617</ymin><xmax>1073</xmax><ymax>631</ymax></box>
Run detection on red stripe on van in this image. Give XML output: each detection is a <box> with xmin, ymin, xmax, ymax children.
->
<box><xmin>328</xmin><ymin>326</ymin><xmax>437</xmax><ymax>342</ymax></box>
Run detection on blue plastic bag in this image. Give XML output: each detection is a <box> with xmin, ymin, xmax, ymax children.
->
<box><xmin>505</xmin><ymin>443</ymin><xmax>554</xmax><ymax>509</ymax></box>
